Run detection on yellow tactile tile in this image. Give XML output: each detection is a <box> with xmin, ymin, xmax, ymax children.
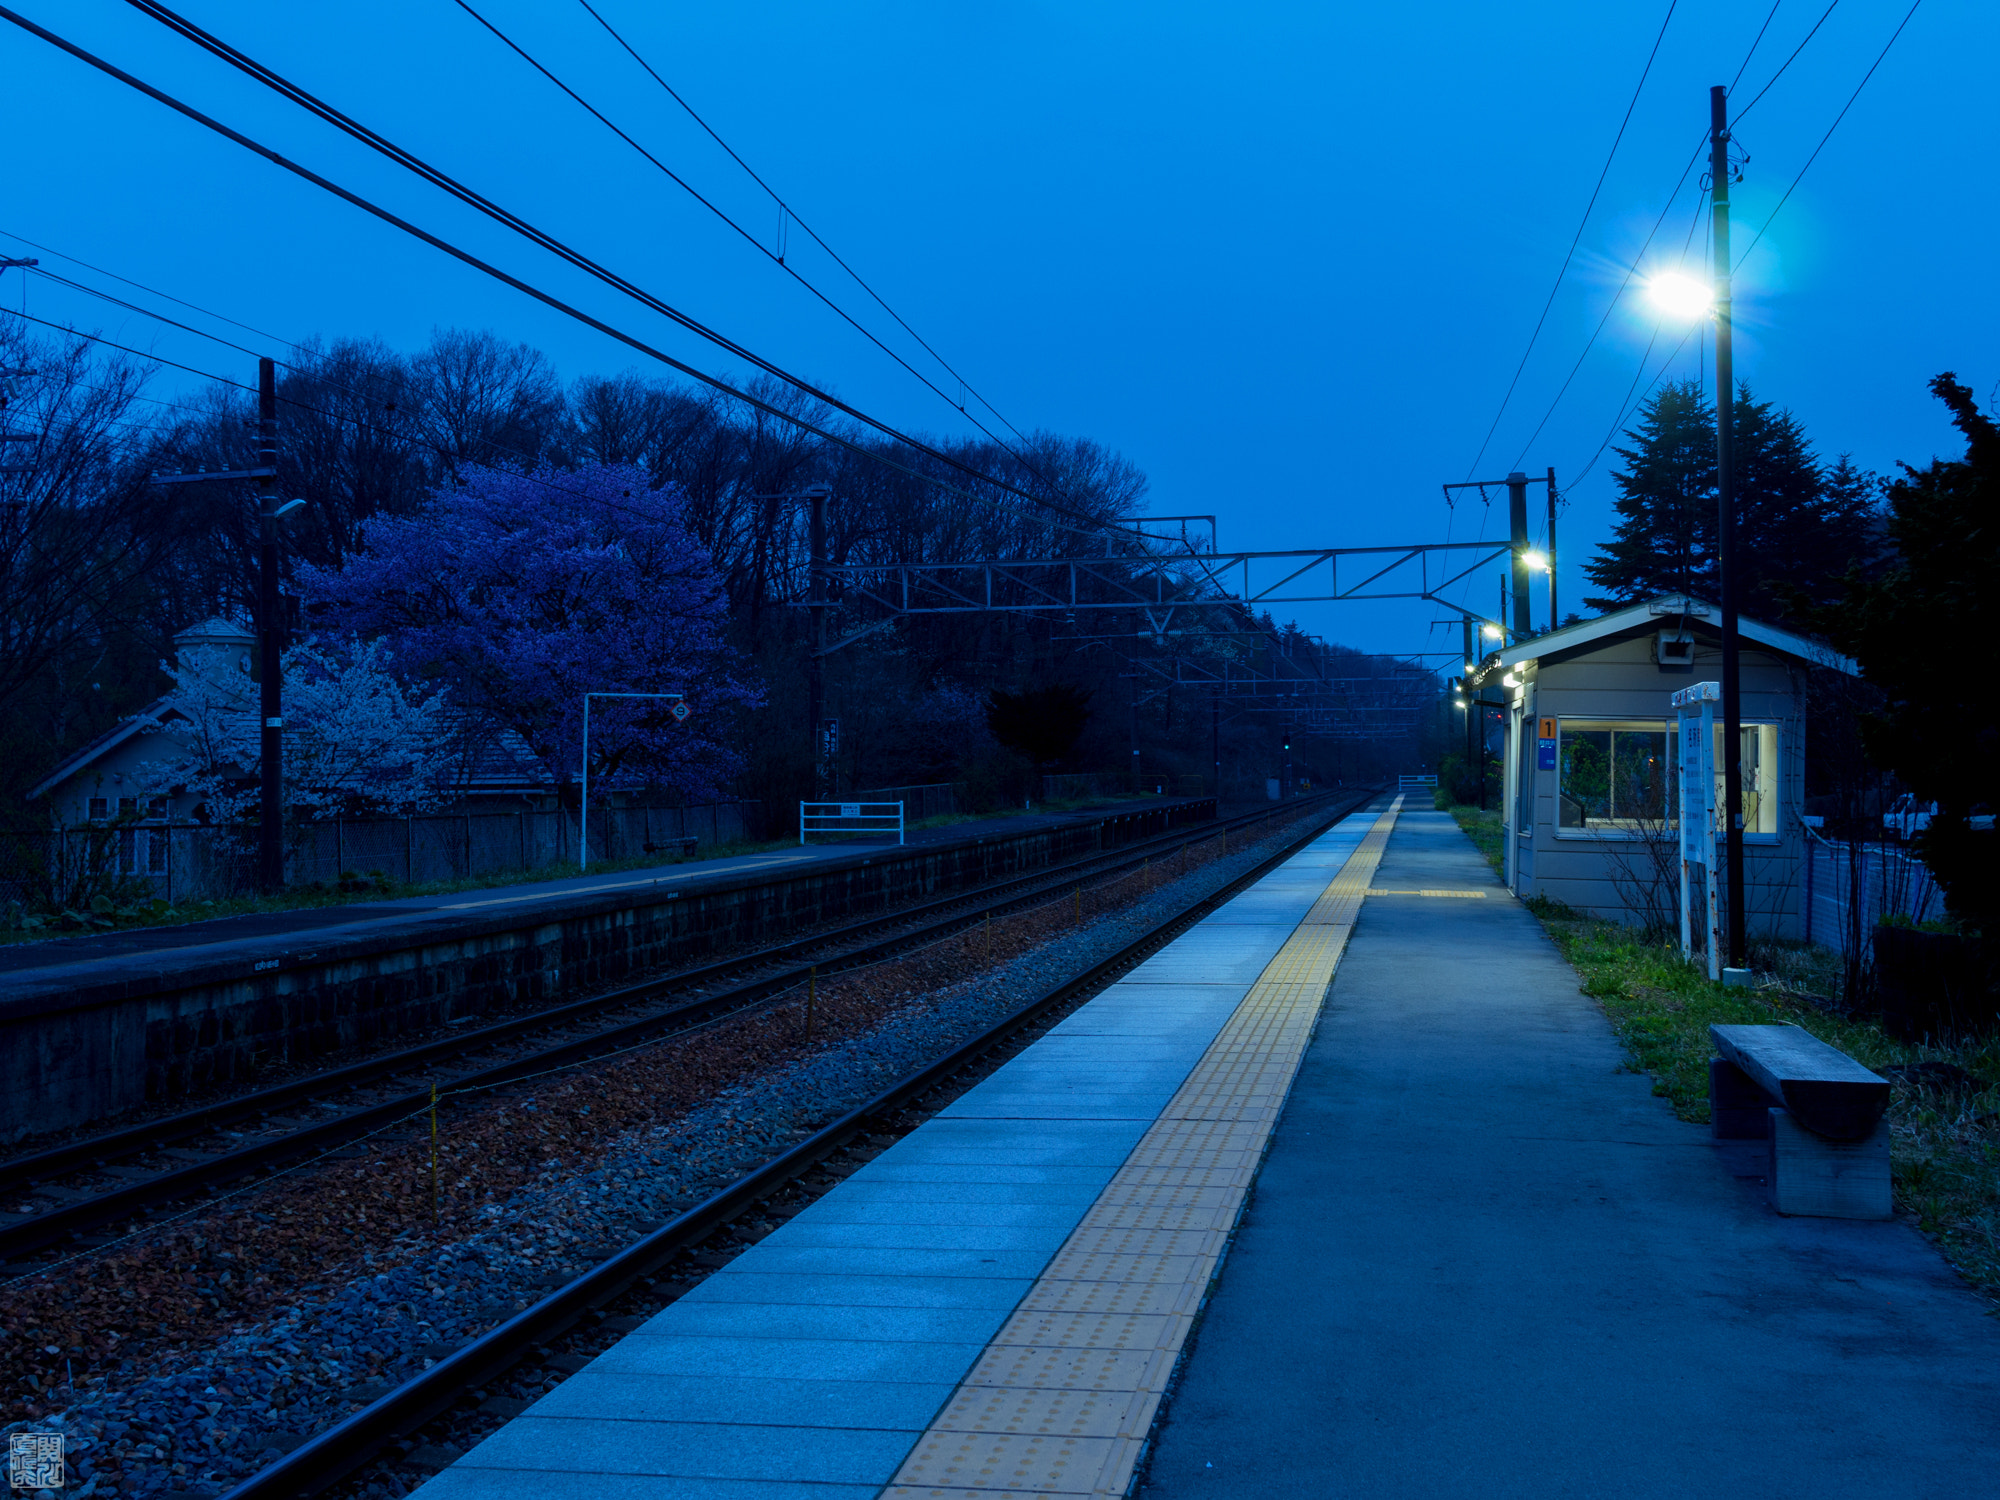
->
<box><xmin>961</xmin><ymin>1343</ymin><xmax>1173</xmax><ymax>1392</ymax></box>
<box><xmin>1079</xmin><ymin>1201</ymin><xmax>1236</xmax><ymax>1233</ymax></box>
<box><xmin>1036</xmin><ymin>1251</ymin><xmax>1206</xmax><ymax>1286</ymax></box>
<box><xmin>990</xmin><ymin>1309</ymin><xmax>1193</xmax><ymax>1354</ymax></box>
<box><xmin>887</xmin><ymin>801</ymin><xmax>1404</xmax><ymax>1500</ymax></box>
<box><xmin>889</xmin><ymin>1429</ymin><xmax>1117</xmax><ymax>1492</ymax></box>
<box><xmin>930</xmin><ymin>1384</ymin><xmax>1154</xmax><ymax>1439</ymax></box>
<box><xmin>1014</xmin><ymin>1277</ymin><xmax>1202</xmax><ymax>1317</ymax></box>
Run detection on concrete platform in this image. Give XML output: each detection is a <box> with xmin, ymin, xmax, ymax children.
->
<box><xmin>414</xmin><ymin>808</ymin><xmax>1387</xmax><ymax>1500</ymax></box>
<box><xmin>1139</xmin><ymin>811</ymin><xmax>2000</xmax><ymax>1498</ymax></box>
<box><xmin>0</xmin><ymin>803</ymin><xmax>1174</xmax><ymax>977</ymax></box>
<box><xmin>419</xmin><ymin>805</ymin><xmax>2000</xmax><ymax>1500</ymax></box>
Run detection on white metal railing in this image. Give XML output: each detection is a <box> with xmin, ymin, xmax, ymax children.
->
<box><xmin>1397</xmin><ymin>774</ymin><xmax>1439</xmax><ymax>790</ymax></box>
<box><xmin>799</xmin><ymin>800</ymin><xmax>905</xmax><ymax>846</ymax></box>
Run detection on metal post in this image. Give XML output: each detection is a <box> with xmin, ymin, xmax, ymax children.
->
<box><xmin>806</xmin><ymin>484</ymin><xmax>831</xmax><ymax>799</ymax></box>
<box><xmin>1507</xmin><ymin>469</ymin><xmax>1532</xmax><ymax>639</ymax></box>
<box><xmin>1211</xmin><ymin>689</ymin><xmax>1221</xmax><ymax>798</ymax></box>
<box><xmin>1711</xmin><ymin>83</ymin><xmax>1747</xmax><ymax>971</ymax></box>
<box><xmin>580</xmin><ymin>693</ymin><xmax>592</xmax><ymax>871</ymax></box>
<box><xmin>256</xmin><ymin>357</ymin><xmax>284</xmax><ymax>892</ymax></box>
<box><xmin>1462</xmin><ymin>619</ymin><xmax>1477</xmax><ymax>787</ymax></box>
<box><xmin>1545</xmin><ymin>467</ymin><xmax>1559</xmax><ymax>631</ymax></box>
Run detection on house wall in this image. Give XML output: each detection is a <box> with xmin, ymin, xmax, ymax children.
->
<box><xmin>0</xmin><ymin>798</ymin><xmax>1219</xmax><ymax>1142</ymax></box>
<box><xmin>1503</xmin><ymin>631</ymin><xmax>1805</xmax><ymax>939</ymax></box>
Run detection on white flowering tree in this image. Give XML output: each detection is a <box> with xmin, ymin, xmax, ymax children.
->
<box><xmin>131</xmin><ymin>634</ymin><xmax>454</xmax><ymax>823</ymax></box>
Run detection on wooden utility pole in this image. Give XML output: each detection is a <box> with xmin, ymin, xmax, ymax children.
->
<box><xmin>152</xmin><ymin>357</ymin><xmax>295</xmax><ymax>892</ymax></box>
<box><xmin>1711</xmin><ymin>84</ymin><xmax>1747</xmax><ymax>972</ymax></box>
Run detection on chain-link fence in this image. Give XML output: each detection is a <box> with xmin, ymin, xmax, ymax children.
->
<box><xmin>1803</xmin><ymin>827</ymin><xmax>1946</xmax><ymax>953</ymax></box>
<box><xmin>0</xmin><ymin>800</ymin><xmax>764</xmax><ymax>909</ymax></box>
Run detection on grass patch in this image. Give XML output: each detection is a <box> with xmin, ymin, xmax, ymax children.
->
<box><xmin>1522</xmin><ymin>894</ymin><xmax>2000</xmax><ymax>1299</ymax></box>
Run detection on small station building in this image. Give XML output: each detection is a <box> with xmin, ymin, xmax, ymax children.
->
<box><xmin>1461</xmin><ymin>595</ymin><xmax>1854</xmax><ymax>937</ymax></box>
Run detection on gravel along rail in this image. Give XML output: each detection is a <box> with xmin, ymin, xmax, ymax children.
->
<box><xmin>0</xmin><ymin>789</ymin><xmax>1377</xmax><ymax>1500</ymax></box>
<box><xmin>0</xmin><ymin>797</ymin><xmax>1322</xmax><ymax>1267</ymax></box>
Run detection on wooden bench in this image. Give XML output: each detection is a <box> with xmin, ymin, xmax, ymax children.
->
<box><xmin>1709</xmin><ymin>1023</ymin><xmax>1892</xmax><ymax>1219</ymax></box>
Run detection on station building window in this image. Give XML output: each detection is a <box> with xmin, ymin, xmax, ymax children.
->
<box><xmin>1554</xmin><ymin>718</ymin><xmax>1780</xmax><ymax>839</ymax></box>
<box><xmin>1557</xmin><ymin>720</ymin><xmax>1669</xmax><ymax>832</ymax></box>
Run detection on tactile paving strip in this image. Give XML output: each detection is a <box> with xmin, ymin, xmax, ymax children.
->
<box><xmin>885</xmin><ymin>798</ymin><xmax>1402</xmax><ymax>1499</ymax></box>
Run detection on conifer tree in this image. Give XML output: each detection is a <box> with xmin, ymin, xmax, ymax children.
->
<box><xmin>1582</xmin><ymin>380</ymin><xmax>1715</xmax><ymax>608</ymax></box>
<box><xmin>1583</xmin><ymin>379</ymin><xmax>1879</xmax><ymax>623</ymax></box>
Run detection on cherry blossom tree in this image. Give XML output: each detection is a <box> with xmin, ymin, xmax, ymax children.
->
<box><xmin>300</xmin><ymin>463</ymin><xmax>761</xmax><ymax>803</ymax></box>
<box><xmin>131</xmin><ymin>634</ymin><xmax>453</xmax><ymax>822</ymax></box>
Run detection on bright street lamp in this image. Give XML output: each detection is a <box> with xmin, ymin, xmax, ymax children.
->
<box><xmin>1520</xmin><ymin>549</ymin><xmax>1549</xmax><ymax>572</ymax></box>
<box><xmin>1481</xmin><ymin>623</ymin><xmax>1503</xmax><ymax>640</ymax></box>
<box><xmin>1647</xmin><ymin>271</ymin><xmax>1712</xmax><ymax>319</ymax></box>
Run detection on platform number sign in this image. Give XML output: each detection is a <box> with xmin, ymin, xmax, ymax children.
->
<box><xmin>1536</xmin><ymin>717</ymin><xmax>1557</xmax><ymax>772</ymax></box>
<box><xmin>10</xmin><ymin>1433</ymin><xmax>62</xmax><ymax>1491</ymax></box>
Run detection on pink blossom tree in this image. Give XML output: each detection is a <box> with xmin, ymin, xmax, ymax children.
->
<box><xmin>300</xmin><ymin>464</ymin><xmax>761</xmax><ymax>803</ymax></box>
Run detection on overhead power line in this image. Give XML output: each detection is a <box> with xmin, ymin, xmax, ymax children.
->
<box><xmin>1734</xmin><ymin>0</ymin><xmax>1923</xmax><ymax>272</ymax></box>
<box><xmin>1732</xmin><ymin>1</ymin><xmax>1842</xmax><ymax>125</ymax></box>
<box><xmin>444</xmin><ymin>0</ymin><xmax>1037</xmax><ymax>468</ymax></box>
<box><xmin>1460</xmin><ymin>0</ymin><xmax>1679</xmax><ymax>480</ymax></box>
<box><xmin>4</xmin><ymin>5</ymin><xmax>1105</xmax><ymax>536</ymax></box>
<box><xmin>115</xmin><ymin>0</ymin><xmax>1086</xmax><ymax>521</ymax></box>
<box><xmin>570</xmin><ymin>0</ymin><xmax>1033</xmax><ymax>451</ymax></box>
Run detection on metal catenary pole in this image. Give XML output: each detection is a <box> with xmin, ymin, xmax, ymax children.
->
<box><xmin>1544</xmin><ymin>467</ymin><xmax>1559</xmax><ymax>631</ymax></box>
<box><xmin>255</xmin><ymin>358</ymin><xmax>285</xmax><ymax>891</ymax></box>
<box><xmin>1710</xmin><ymin>83</ymin><xmax>1747</xmax><ymax>971</ymax></box>
<box><xmin>1507</xmin><ymin>470</ymin><xmax>1532</xmax><ymax>639</ymax></box>
<box><xmin>806</xmin><ymin>483</ymin><xmax>831</xmax><ymax>799</ymax></box>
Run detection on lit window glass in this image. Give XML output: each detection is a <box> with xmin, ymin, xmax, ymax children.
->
<box><xmin>1711</xmin><ymin>722</ymin><xmax>1780</xmax><ymax>837</ymax></box>
<box><xmin>1558</xmin><ymin>721</ymin><xmax>1669</xmax><ymax>831</ymax></box>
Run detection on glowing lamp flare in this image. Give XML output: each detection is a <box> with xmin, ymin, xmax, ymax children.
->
<box><xmin>1520</xmin><ymin>549</ymin><xmax>1550</xmax><ymax>572</ymax></box>
<box><xmin>1648</xmin><ymin>271</ymin><xmax>1713</xmax><ymax>318</ymax></box>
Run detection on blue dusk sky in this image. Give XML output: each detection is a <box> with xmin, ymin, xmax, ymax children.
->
<box><xmin>2</xmin><ymin>1</ymin><xmax>1990</xmax><ymax>662</ymax></box>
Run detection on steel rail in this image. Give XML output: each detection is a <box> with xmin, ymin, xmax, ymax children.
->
<box><xmin>0</xmin><ymin>798</ymin><xmax>1322</xmax><ymax>1261</ymax></box>
<box><xmin>219</xmin><ymin>787</ymin><xmax>1381</xmax><ymax>1500</ymax></box>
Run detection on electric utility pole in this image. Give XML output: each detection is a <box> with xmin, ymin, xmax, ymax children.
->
<box><xmin>153</xmin><ymin>356</ymin><xmax>296</xmax><ymax>892</ymax></box>
<box><xmin>1711</xmin><ymin>84</ymin><xmax>1747</xmax><ymax>972</ymax></box>
<box><xmin>804</xmin><ymin>483</ymin><xmax>832</xmax><ymax>799</ymax></box>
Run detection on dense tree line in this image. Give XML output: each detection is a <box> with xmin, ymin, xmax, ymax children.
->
<box><xmin>1583</xmin><ymin>378</ymin><xmax>1884</xmax><ymax>625</ymax></box>
<box><xmin>1</xmin><ymin>322</ymin><xmax>1412</xmax><ymax>828</ymax></box>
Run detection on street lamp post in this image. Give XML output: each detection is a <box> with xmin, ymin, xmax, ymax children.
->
<box><xmin>1710</xmin><ymin>84</ymin><xmax>1747</xmax><ymax>975</ymax></box>
<box><xmin>580</xmin><ymin>691</ymin><xmax>687</xmax><ymax>871</ymax></box>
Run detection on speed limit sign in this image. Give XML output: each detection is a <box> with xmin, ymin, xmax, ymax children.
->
<box><xmin>671</xmin><ymin>700</ymin><xmax>691</xmax><ymax>722</ymax></box>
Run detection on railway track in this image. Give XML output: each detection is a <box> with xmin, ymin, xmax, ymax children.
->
<box><xmin>220</xmin><ymin>784</ymin><xmax>1381</xmax><ymax>1500</ymax></box>
<box><xmin>0</xmin><ymin>793</ymin><xmax>1350</xmax><ymax>1266</ymax></box>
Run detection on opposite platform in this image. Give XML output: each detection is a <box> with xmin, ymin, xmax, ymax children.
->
<box><xmin>415</xmin><ymin>804</ymin><xmax>1395</xmax><ymax>1500</ymax></box>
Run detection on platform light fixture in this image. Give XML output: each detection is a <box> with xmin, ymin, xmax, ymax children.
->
<box><xmin>1647</xmin><ymin>270</ymin><xmax>1713</xmax><ymax>319</ymax></box>
<box><xmin>1481</xmin><ymin>623</ymin><xmax>1503</xmax><ymax>640</ymax></box>
<box><xmin>1521</xmin><ymin>549</ymin><xmax>1549</xmax><ymax>572</ymax></box>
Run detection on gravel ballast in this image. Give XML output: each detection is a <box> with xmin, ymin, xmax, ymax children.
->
<box><xmin>0</xmin><ymin>803</ymin><xmax>1354</xmax><ymax>1500</ymax></box>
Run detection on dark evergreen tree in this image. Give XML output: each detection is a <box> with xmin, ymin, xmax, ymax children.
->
<box><xmin>1822</xmin><ymin>373</ymin><xmax>1999</xmax><ymax>935</ymax></box>
<box><xmin>1583</xmin><ymin>379</ymin><xmax>1880</xmax><ymax>624</ymax></box>
<box><xmin>1583</xmin><ymin>381</ymin><xmax>1716</xmax><ymax>608</ymax></box>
